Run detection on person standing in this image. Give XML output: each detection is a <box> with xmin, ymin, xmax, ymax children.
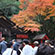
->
<box><xmin>33</xmin><ymin>41</ymin><xmax>39</xmax><ymax>55</ymax></box>
<box><xmin>12</xmin><ymin>39</ymin><xmax>20</xmax><ymax>52</ymax></box>
<box><xmin>2</xmin><ymin>41</ymin><xmax>17</xmax><ymax>55</ymax></box>
<box><xmin>20</xmin><ymin>39</ymin><xmax>33</xmax><ymax>55</ymax></box>
<box><xmin>2</xmin><ymin>37</ymin><xmax>7</xmax><ymax>44</ymax></box>
<box><xmin>0</xmin><ymin>37</ymin><xmax>7</xmax><ymax>54</ymax></box>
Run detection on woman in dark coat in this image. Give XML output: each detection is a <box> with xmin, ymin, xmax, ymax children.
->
<box><xmin>35</xmin><ymin>40</ymin><xmax>55</xmax><ymax>55</ymax></box>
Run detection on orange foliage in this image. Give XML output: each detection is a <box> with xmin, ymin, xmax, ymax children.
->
<box><xmin>11</xmin><ymin>0</ymin><xmax>55</xmax><ymax>31</ymax></box>
<box><xmin>24</xmin><ymin>27</ymin><xmax>40</xmax><ymax>32</ymax></box>
<box><xmin>11</xmin><ymin>12</ymin><xmax>41</xmax><ymax>31</ymax></box>
<box><xmin>33</xmin><ymin>0</ymin><xmax>55</xmax><ymax>20</ymax></box>
<box><xmin>41</xmin><ymin>0</ymin><xmax>54</xmax><ymax>3</ymax></box>
<box><xmin>19</xmin><ymin>0</ymin><xmax>55</xmax><ymax>19</ymax></box>
<box><xmin>19</xmin><ymin>0</ymin><xmax>30</xmax><ymax>9</ymax></box>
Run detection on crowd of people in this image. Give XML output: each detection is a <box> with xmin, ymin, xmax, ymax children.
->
<box><xmin>0</xmin><ymin>37</ymin><xmax>55</xmax><ymax>55</ymax></box>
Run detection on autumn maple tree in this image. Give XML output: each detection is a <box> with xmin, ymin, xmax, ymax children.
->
<box><xmin>11</xmin><ymin>11</ymin><xmax>41</xmax><ymax>31</ymax></box>
<box><xmin>11</xmin><ymin>0</ymin><xmax>55</xmax><ymax>31</ymax></box>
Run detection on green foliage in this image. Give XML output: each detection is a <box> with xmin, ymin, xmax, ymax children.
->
<box><xmin>40</xmin><ymin>18</ymin><xmax>55</xmax><ymax>40</ymax></box>
<box><xmin>53</xmin><ymin>0</ymin><xmax>55</xmax><ymax>5</ymax></box>
<box><xmin>0</xmin><ymin>0</ymin><xmax>15</xmax><ymax>8</ymax></box>
<box><xmin>14</xmin><ymin>1</ymin><xmax>21</xmax><ymax>6</ymax></box>
<box><xmin>35</xmin><ymin>14</ymin><xmax>55</xmax><ymax>40</ymax></box>
<box><xmin>34</xmin><ymin>15</ymin><xmax>46</xmax><ymax>24</ymax></box>
<box><xmin>23</xmin><ymin>7</ymin><xmax>27</xmax><ymax>10</ymax></box>
<box><xmin>53</xmin><ymin>2</ymin><xmax>55</xmax><ymax>5</ymax></box>
<box><xmin>0</xmin><ymin>0</ymin><xmax>21</xmax><ymax>19</ymax></box>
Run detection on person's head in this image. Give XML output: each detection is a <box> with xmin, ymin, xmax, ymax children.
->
<box><xmin>45</xmin><ymin>40</ymin><xmax>50</xmax><ymax>45</ymax></box>
<box><xmin>12</xmin><ymin>39</ymin><xmax>15</xmax><ymax>44</ymax></box>
<box><xmin>2</xmin><ymin>37</ymin><xmax>5</xmax><ymax>41</ymax></box>
<box><xmin>7</xmin><ymin>41</ymin><xmax>13</xmax><ymax>48</ymax></box>
<box><xmin>23</xmin><ymin>39</ymin><xmax>29</xmax><ymax>45</ymax></box>
<box><xmin>34</xmin><ymin>41</ymin><xmax>39</xmax><ymax>46</ymax></box>
<box><xmin>49</xmin><ymin>41</ymin><xmax>54</xmax><ymax>46</ymax></box>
